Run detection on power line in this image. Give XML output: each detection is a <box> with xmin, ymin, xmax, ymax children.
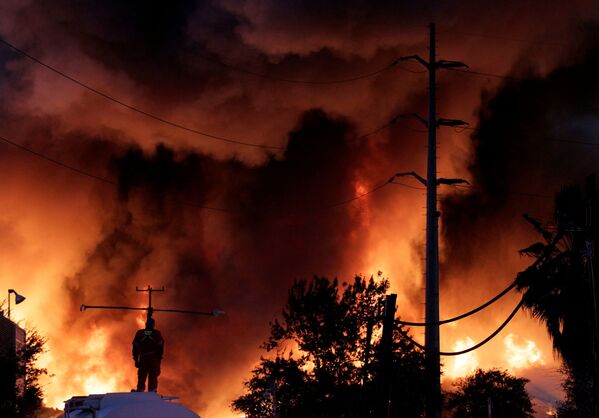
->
<box><xmin>438</xmin><ymin>28</ymin><xmax>567</xmax><ymax>48</ymax></box>
<box><xmin>0</xmin><ymin>133</ymin><xmax>237</xmax><ymax>212</ymax></box>
<box><xmin>359</xmin><ymin>115</ymin><xmax>432</xmax><ymax>141</ymax></box>
<box><xmin>394</xmin><ymin>65</ymin><xmax>428</xmax><ymax>74</ymax></box>
<box><xmin>0</xmin><ymin>36</ymin><xmax>429</xmax><ymax>151</ymax></box>
<box><xmin>311</xmin><ymin>180</ymin><xmax>391</xmax><ymax>211</ymax></box>
<box><xmin>397</xmin><ymin>233</ymin><xmax>561</xmax><ymax>353</ymax></box>
<box><xmin>391</xmin><ymin>181</ymin><xmax>426</xmax><ymax>190</ymax></box>
<box><xmin>359</xmin><ymin>122</ymin><xmax>395</xmax><ymax>140</ymax></box>
<box><xmin>0</xmin><ymin>38</ymin><xmax>283</xmax><ymax>151</ymax></box>
<box><xmin>455</xmin><ymin>126</ymin><xmax>599</xmax><ymax>148</ymax></box>
<box><xmin>0</xmin><ymin>134</ymin><xmax>116</xmax><ymax>185</ymax></box>
<box><xmin>0</xmin><ymin>132</ymin><xmax>393</xmax><ymax>214</ymax></box>
<box><xmin>451</xmin><ymin>184</ymin><xmax>553</xmax><ymax>200</ymax></box>
<box><xmin>399</xmin><ymin>298</ymin><xmax>524</xmax><ymax>356</ymax></box>
<box><xmin>397</xmin><ymin>281</ymin><xmax>517</xmax><ymax>326</ymax></box>
<box><xmin>444</xmin><ymin>67</ymin><xmax>513</xmax><ymax>80</ymax></box>
<box><xmin>193</xmin><ymin>50</ymin><xmax>424</xmax><ymax>83</ymax></box>
<box><xmin>393</xmin><ymin>178</ymin><xmax>551</xmax><ymax>200</ymax></box>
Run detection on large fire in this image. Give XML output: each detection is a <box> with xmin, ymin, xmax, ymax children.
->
<box><xmin>1</xmin><ymin>1</ymin><xmax>592</xmax><ymax>417</ymax></box>
<box><xmin>446</xmin><ymin>337</ymin><xmax>479</xmax><ymax>379</ymax></box>
<box><xmin>504</xmin><ymin>333</ymin><xmax>545</xmax><ymax>370</ymax></box>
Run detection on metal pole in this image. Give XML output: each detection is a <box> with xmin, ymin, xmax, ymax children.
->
<box><xmin>588</xmin><ymin>247</ymin><xmax>599</xmax><ymax>418</ymax></box>
<box><xmin>136</xmin><ymin>286</ymin><xmax>164</xmax><ymax>321</ymax></box>
<box><xmin>425</xmin><ymin>22</ymin><xmax>441</xmax><ymax>418</ymax></box>
<box><xmin>7</xmin><ymin>290</ymin><xmax>11</xmax><ymax>320</ymax></box>
<box><xmin>379</xmin><ymin>294</ymin><xmax>397</xmax><ymax>418</ymax></box>
<box><xmin>396</xmin><ymin>24</ymin><xmax>466</xmax><ymax>418</ymax></box>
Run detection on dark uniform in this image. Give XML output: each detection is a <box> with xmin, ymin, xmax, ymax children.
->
<box><xmin>132</xmin><ymin>319</ymin><xmax>164</xmax><ymax>392</ymax></box>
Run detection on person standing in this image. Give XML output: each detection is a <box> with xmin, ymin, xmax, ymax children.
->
<box><xmin>132</xmin><ymin>317</ymin><xmax>164</xmax><ymax>392</ymax></box>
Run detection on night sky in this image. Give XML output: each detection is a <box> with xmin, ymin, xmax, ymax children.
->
<box><xmin>0</xmin><ymin>1</ymin><xmax>597</xmax><ymax>417</ymax></box>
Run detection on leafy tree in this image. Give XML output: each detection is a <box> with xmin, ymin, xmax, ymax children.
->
<box><xmin>516</xmin><ymin>186</ymin><xmax>598</xmax><ymax>416</ymax></box>
<box><xmin>446</xmin><ymin>368</ymin><xmax>534</xmax><ymax>418</ymax></box>
<box><xmin>0</xmin><ymin>329</ymin><xmax>47</xmax><ymax>418</ymax></box>
<box><xmin>232</xmin><ymin>275</ymin><xmax>426</xmax><ymax>418</ymax></box>
<box><xmin>557</xmin><ymin>364</ymin><xmax>593</xmax><ymax>418</ymax></box>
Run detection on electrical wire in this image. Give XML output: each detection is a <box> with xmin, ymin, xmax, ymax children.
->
<box><xmin>193</xmin><ymin>51</ymin><xmax>416</xmax><ymax>83</ymax></box>
<box><xmin>0</xmin><ymin>36</ymin><xmax>429</xmax><ymax>150</ymax></box>
<box><xmin>359</xmin><ymin>123</ymin><xmax>394</xmax><ymax>140</ymax></box>
<box><xmin>396</xmin><ymin>281</ymin><xmax>517</xmax><ymax>326</ymax></box>
<box><xmin>438</xmin><ymin>29</ymin><xmax>567</xmax><ymax>48</ymax></box>
<box><xmin>0</xmin><ymin>132</ymin><xmax>392</xmax><ymax>214</ymax></box>
<box><xmin>390</xmin><ymin>181</ymin><xmax>426</xmax><ymax>190</ymax></box>
<box><xmin>450</xmin><ymin>184</ymin><xmax>553</xmax><ymax>200</ymax></box>
<box><xmin>360</xmin><ymin>115</ymin><xmax>432</xmax><ymax>139</ymax></box>
<box><xmin>0</xmin><ymin>133</ymin><xmax>237</xmax><ymax>212</ymax></box>
<box><xmin>394</xmin><ymin>65</ymin><xmax>428</xmax><ymax>74</ymax></box>
<box><xmin>399</xmin><ymin>298</ymin><xmax>524</xmax><ymax>356</ymax></box>
<box><xmin>307</xmin><ymin>180</ymin><xmax>392</xmax><ymax>211</ymax></box>
<box><xmin>444</xmin><ymin>67</ymin><xmax>512</xmax><ymax>80</ymax></box>
<box><xmin>0</xmin><ymin>38</ymin><xmax>283</xmax><ymax>151</ymax></box>
<box><xmin>0</xmin><ymin>134</ymin><xmax>117</xmax><ymax>185</ymax></box>
<box><xmin>397</xmin><ymin>237</ymin><xmax>560</xmax><ymax>355</ymax></box>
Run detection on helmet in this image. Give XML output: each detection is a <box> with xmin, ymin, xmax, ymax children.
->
<box><xmin>146</xmin><ymin>317</ymin><xmax>155</xmax><ymax>329</ymax></box>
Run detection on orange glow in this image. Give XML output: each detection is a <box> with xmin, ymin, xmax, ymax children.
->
<box><xmin>136</xmin><ymin>314</ymin><xmax>146</xmax><ymax>329</ymax></box>
<box><xmin>504</xmin><ymin>333</ymin><xmax>545</xmax><ymax>369</ymax></box>
<box><xmin>40</xmin><ymin>326</ymin><xmax>124</xmax><ymax>408</ymax></box>
<box><xmin>0</xmin><ymin>4</ymin><xmax>584</xmax><ymax>416</ymax></box>
<box><xmin>445</xmin><ymin>337</ymin><xmax>479</xmax><ymax>379</ymax></box>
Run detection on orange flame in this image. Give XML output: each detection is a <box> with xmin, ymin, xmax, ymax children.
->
<box><xmin>504</xmin><ymin>333</ymin><xmax>545</xmax><ymax>369</ymax></box>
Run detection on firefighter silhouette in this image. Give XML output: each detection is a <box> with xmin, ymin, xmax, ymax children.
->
<box><xmin>132</xmin><ymin>317</ymin><xmax>164</xmax><ymax>392</ymax></box>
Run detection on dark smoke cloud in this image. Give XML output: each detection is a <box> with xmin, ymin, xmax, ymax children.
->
<box><xmin>441</xmin><ymin>24</ymin><xmax>599</xmax><ymax>279</ymax></box>
<box><xmin>55</xmin><ymin>108</ymin><xmax>394</xmax><ymax>411</ymax></box>
<box><xmin>0</xmin><ymin>1</ymin><xmax>596</xmax><ymax>415</ymax></box>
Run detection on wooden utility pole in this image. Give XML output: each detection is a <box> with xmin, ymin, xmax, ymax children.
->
<box><xmin>379</xmin><ymin>293</ymin><xmax>397</xmax><ymax>418</ymax></box>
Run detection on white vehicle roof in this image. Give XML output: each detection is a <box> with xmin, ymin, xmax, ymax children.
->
<box><xmin>62</xmin><ymin>392</ymin><xmax>200</xmax><ymax>418</ymax></box>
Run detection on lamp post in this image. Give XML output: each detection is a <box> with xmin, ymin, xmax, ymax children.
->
<box><xmin>7</xmin><ymin>289</ymin><xmax>26</xmax><ymax>320</ymax></box>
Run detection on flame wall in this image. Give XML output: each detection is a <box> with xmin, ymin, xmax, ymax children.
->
<box><xmin>0</xmin><ymin>1</ymin><xmax>597</xmax><ymax>417</ymax></box>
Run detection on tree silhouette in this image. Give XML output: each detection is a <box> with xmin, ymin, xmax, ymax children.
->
<box><xmin>516</xmin><ymin>186</ymin><xmax>598</xmax><ymax>416</ymax></box>
<box><xmin>0</xmin><ymin>329</ymin><xmax>47</xmax><ymax>418</ymax></box>
<box><xmin>446</xmin><ymin>368</ymin><xmax>534</xmax><ymax>418</ymax></box>
<box><xmin>232</xmin><ymin>275</ymin><xmax>426</xmax><ymax>418</ymax></box>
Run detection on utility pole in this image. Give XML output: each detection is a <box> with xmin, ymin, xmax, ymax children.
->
<box><xmin>378</xmin><ymin>294</ymin><xmax>397</xmax><ymax>418</ymax></box>
<box><xmin>584</xmin><ymin>174</ymin><xmax>599</xmax><ymax>418</ymax></box>
<box><xmin>425</xmin><ymin>23</ymin><xmax>441</xmax><ymax>418</ymax></box>
<box><xmin>80</xmin><ymin>286</ymin><xmax>225</xmax><ymax>319</ymax></box>
<box><xmin>396</xmin><ymin>23</ymin><xmax>468</xmax><ymax>418</ymax></box>
<box><xmin>135</xmin><ymin>285</ymin><xmax>165</xmax><ymax>321</ymax></box>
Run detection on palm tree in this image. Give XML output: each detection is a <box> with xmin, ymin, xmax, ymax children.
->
<box><xmin>516</xmin><ymin>186</ymin><xmax>598</xmax><ymax>417</ymax></box>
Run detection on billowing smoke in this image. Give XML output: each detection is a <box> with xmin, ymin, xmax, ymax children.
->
<box><xmin>438</xmin><ymin>22</ymin><xmax>599</xmax><ymax>410</ymax></box>
<box><xmin>41</xmin><ymin>108</ymin><xmax>405</xmax><ymax>412</ymax></box>
<box><xmin>442</xmin><ymin>22</ymin><xmax>599</xmax><ymax>281</ymax></box>
<box><xmin>0</xmin><ymin>1</ymin><xmax>596</xmax><ymax>416</ymax></box>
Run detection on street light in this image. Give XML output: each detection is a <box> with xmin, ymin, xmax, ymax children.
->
<box><xmin>7</xmin><ymin>289</ymin><xmax>26</xmax><ymax>320</ymax></box>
